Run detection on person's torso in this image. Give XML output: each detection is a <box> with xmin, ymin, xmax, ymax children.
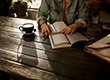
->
<box><xmin>47</xmin><ymin>0</ymin><xmax>79</xmax><ymax>25</ymax></box>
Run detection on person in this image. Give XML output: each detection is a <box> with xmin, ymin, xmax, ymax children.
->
<box><xmin>37</xmin><ymin>0</ymin><xmax>88</xmax><ymax>37</ymax></box>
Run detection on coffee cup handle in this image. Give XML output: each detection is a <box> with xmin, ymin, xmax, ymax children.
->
<box><xmin>33</xmin><ymin>28</ymin><xmax>36</xmax><ymax>32</ymax></box>
<box><xmin>19</xmin><ymin>26</ymin><xmax>23</xmax><ymax>31</ymax></box>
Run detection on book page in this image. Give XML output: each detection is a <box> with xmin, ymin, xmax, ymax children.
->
<box><xmin>66</xmin><ymin>32</ymin><xmax>89</xmax><ymax>45</ymax></box>
<box><xmin>49</xmin><ymin>32</ymin><xmax>70</xmax><ymax>49</ymax></box>
<box><xmin>53</xmin><ymin>21</ymin><xmax>67</xmax><ymax>32</ymax></box>
<box><xmin>49</xmin><ymin>24</ymin><xmax>57</xmax><ymax>33</ymax></box>
<box><xmin>52</xmin><ymin>33</ymin><xmax>68</xmax><ymax>44</ymax></box>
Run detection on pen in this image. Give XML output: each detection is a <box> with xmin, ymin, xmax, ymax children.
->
<box><xmin>42</xmin><ymin>31</ymin><xmax>48</xmax><ymax>42</ymax></box>
<box><xmin>42</xmin><ymin>31</ymin><xmax>48</xmax><ymax>34</ymax></box>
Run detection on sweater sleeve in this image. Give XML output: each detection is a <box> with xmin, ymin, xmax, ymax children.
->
<box><xmin>37</xmin><ymin>0</ymin><xmax>50</xmax><ymax>24</ymax></box>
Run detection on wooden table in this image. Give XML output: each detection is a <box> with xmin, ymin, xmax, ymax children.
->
<box><xmin>0</xmin><ymin>16</ymin><xmax>110</xmax><ymax>80</ymax></box>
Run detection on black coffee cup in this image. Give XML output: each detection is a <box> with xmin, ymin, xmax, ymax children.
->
<box><xmin>19</xmin><ymin>23</ymin><xmax>36</xmax><ymax>34</ymax></box>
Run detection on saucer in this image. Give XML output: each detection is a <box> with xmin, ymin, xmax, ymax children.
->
<box><xmin>22</xmin><ymin>33</ymin><xmax>36</xmax><ymax>41</ymax></box>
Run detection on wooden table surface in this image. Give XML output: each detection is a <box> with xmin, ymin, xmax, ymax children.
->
<box><xmin>0</xmin><ymin>16</ymin><xmax>110</xmax><ymax>80</ymax></box>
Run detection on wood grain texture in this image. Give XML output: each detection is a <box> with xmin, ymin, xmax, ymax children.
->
<box><xmin>0</xmin><ymin>16</ymin><xmax>110</xmax><ymax>80</ymax></box>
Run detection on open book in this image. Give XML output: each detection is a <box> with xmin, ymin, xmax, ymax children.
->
<box><xmin>84</xmin><ymin>34</ymin><xmax>110</xmax><ymax>63</ymax></box>
<box><xmin>49</xmin><ymin>21</ymin><xmax>89</xmax><ymax>49</ymax></box>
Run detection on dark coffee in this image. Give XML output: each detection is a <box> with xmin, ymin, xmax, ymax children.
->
<box><xmin>19</xmin><ymin>23</ymin><xmax>34</xmax><ymax>33</ymax></box>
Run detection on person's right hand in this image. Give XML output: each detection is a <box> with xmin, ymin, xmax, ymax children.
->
<box><xmin>41</xmin><ymin>23</ymin><xmax>51</xmax><ymax>37</ymax></box>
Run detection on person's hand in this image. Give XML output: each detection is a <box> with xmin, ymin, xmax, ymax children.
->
<box><xmin>41</xmin><ymin>23</ymin><xmax>51</xmax><ymax>37</ymax></box>
<box><xmin>62</xmin><ymin>24</ymin><xmax>77</xmax><ymax>35</ymax></box>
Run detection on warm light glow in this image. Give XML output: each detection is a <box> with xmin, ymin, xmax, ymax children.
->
<box><xmin>28</xmin><ymin>2</ymin><xmax>31</xmax><ymax>6</ymax></box>
<box><xmin>14</xmin><ymin>13</ymin><xmax>17</xmax><ymax>18</ymax></box>
<box><xmin>13</xmin><ymin>0</ymin><xmax>41</xmax><ymax>8</ymax></box>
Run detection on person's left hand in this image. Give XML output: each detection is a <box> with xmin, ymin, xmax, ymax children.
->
<box><xmin>62</xmin><ymin>24</ymin><xmax>77</xmax><ymax>35</ymax></box>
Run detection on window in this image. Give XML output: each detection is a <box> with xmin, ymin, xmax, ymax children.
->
<box><xmin>12</xmin><ymin>0</ymin><xmax>41</xmax><ymax>9</ymax></box>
